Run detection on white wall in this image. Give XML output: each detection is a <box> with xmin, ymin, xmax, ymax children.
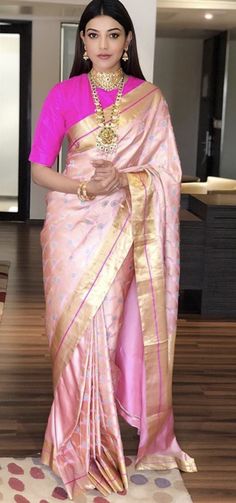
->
<box><xmin>154</xmin><ymin>37</ymin><xmax>203</xmax><ymax>176</ymax></box>
<box><xmin>30</xmin><ymin>19</ymin><xmax>60</xmax><ymax>219</ymax></box>
<box><xmin>122</xmin><ymin>0</ymin><xmax>156</xmax><ymax>81</ymax></box>
<box><xmin>220</xmin><ymin>40</ymin><xmax>236</xmax><ymax>179</ymax></box>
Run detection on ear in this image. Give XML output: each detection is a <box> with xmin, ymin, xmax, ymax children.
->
<box><xmin>126</xmin><ymin>31</ymin><xmax>133</xmax><ymax>48</ymax></box>
<box><xmin>80</xmin><ymin>30</ymin><xmax>85</xmax><ymax>45</ymax></box>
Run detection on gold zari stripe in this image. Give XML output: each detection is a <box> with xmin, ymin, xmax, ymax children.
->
<box><xmin>51</xmin><ymin>202</ymin><xmax>133</xmax><ymax>388</ymax></box>
<box><xmin>127</xmin><ymin>171</ymin><xmax>169</xmax><ymax>449</ymax></box>
<box><xmin>67</xmin><ymin>81</ymin><xmax>160</xmax><ymax>153</ymax></box>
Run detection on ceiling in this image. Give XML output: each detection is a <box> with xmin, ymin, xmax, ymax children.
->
<box><xmin>157</xmin><ymin>5</ymin><xmax>236</xmax><ymax>38</ymax></box>
<box><xmin>0</xmin><ymin>0</ymin><xmax>236</xmax><ymax>38</ymax></box>
<box><xmin>0</xmin><ymin>2</ymin><xmax>84</xmax><ymax>19</ymax></box>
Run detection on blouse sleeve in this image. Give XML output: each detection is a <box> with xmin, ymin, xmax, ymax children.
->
<box><xmin>29</xmin><ymin>83</ymin><xmax>65</xmax><ymax>167</ymax></box>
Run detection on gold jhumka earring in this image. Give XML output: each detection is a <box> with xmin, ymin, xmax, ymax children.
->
<box><xmin>83</xmin><ymin>48</ymin><xmax>89</xmax><ymax>61</ymax></box>
<box><xmin>122</xmin><ymin>48</ymin><xmax>129</xmax><ymax>62</ymax></box>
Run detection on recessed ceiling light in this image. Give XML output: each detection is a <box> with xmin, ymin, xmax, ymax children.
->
<box><xmin>205</xmin><ymin>13</ymin><xmax>213</xmax><ymax>20</ymax></box>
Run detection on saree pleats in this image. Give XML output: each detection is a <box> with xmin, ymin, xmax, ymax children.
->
<box><xmin>50</xmin><ymin>201</ymin><xmax>133</xmax><ymax>389</ymax></box>
<box><xmin>42</xmin><ymin>246</ymin><xmax>134</xmax><ymax>499</ymax></box>
<box><xmin>41</xmin><ymin>82</ymin><xmax>197</xmax><ymax>501</ymax></box>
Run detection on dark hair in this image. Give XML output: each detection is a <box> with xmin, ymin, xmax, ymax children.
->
<box><xmin>70</xmin><ymin>0</ymin><xmax>145</xmax><ymax>80</ymax></box>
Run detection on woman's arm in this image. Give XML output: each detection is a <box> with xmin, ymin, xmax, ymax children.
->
<box><xmin>31</xmin><ymin>162</ymin><xmax>126</xmax><ymax>196</ymax></box>
<box><xmin>31</xmin><ymin>163</ymin><xmax>80</xmax><ymax>194</ymax></box>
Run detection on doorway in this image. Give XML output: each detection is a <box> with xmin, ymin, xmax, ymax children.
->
<box><xmin>0</xmin><ymin>20</ymin><xmax>32</xmax><ymax>221</ymax></box>
<box><xmin>196</xmin><ymin>32</ymin><xmax>227</xmax><ymax>181</ymax></box>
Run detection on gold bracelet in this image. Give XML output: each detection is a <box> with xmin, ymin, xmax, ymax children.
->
<box><xmin>77</xmin><ymin>182</ymin><xmax>95</xmax><ymax>202</ymax></box>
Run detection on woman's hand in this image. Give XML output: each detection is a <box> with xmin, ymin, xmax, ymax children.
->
<box><xmin>86</xmin><ymin>159</ymin><xmax>128</xmax><ymax>197</ymax></box>
<box><xmin>31</xmin><ymin>161</ymin><xmax>128</xmax><ymax>198</ymax></box>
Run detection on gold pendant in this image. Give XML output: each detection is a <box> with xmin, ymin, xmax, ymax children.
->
<box><xmin>97</xmin><ymin>126</ymin><xmax>118</xmax><ymax>152</ymax></box>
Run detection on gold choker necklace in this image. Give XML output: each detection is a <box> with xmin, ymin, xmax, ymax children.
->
<box><xmin>90</xmin><ymin>68</ymin><xmax>124</xmax><ymax>91</ymax></box>
<box><xmin>89</xmin><ymin>71</ymin><xmax>125</xmax><ymax>153</ymax></box>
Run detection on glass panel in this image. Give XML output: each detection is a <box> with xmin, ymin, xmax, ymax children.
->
<box><xmin>61</xmin><ymin>23</ymin><xmax>78</xmax><ymax>81</ymax></box>
<box><xmin>220</xmin><ymin>33</ymin><xmax>236</xmax><ymax>179</ymax></box>
<box><xmin>59</xmin><ymin>23</ymin><xmax>78</xmax><ymax>173</ymax></box>
<box><xmin>0</xmin><ymin>33</ymin><xmax>20</xmax><ymax>212</ymax></box>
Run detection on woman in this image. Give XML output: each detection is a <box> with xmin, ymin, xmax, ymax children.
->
<box><xmin>30</xmin><ymin>0</ymin><xmax>197</xmax><ymax>499</ymax></box>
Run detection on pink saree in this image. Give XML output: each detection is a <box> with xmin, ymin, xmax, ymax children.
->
<box><xmin>39</xmin><ymin>76</ymin><xmax>197</xmax><ymax>500</ymax></box>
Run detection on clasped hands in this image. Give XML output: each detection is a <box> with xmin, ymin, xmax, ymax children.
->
<box><xmin>86</xmin><ymin>159</ymin><xmax>128</xmax><ymax>197</ymax></box>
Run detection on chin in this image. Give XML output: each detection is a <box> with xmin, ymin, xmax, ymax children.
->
<box><xmin>94</xmin><ymin>59</ymin><xmax>120</xmax><ymax>72</ymax></box>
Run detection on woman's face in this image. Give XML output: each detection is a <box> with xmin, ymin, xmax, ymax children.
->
<box><xmin>80</xmin><ymin>15</ymin><xmax>132</xmax><ymax>72</ymax></box>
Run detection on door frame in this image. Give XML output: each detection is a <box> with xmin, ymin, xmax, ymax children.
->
<box><xmin>196</xmin><ymin>32</ymin><xmax>227</xmax><ymax>181</ymax></box>
<box><xmin>0</xmin><ymin>20</ymin><xmax>32</xmax><ymax>221</ymax></box>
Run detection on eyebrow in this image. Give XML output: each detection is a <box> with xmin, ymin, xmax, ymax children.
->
<box><xmin>86</xmin><ymin>28</ymin><xmax>122</xmax><ymax>32</ymax></box>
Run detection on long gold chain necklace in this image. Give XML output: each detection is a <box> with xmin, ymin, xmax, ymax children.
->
<box><xmin>89</xmin><ymin>70</ymin><xmax>125</xmax><ymax>153</ymax></box>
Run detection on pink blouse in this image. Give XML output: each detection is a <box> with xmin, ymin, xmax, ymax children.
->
<box><xmin>29</xmin><ymin>73</ymin><xmax>144</xmax><ymax>167</ymax></box>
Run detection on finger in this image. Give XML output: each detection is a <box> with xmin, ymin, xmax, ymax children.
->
<box><xmin>101</xmin><ymin>170</ymin><xmax>118</xmax><ymax>184</ymax></box>
<box><xmin>94</xmin><ymin>168</ymin><xmax>110</xmax><ymax>174</ymax></box>
<box><xmin>93</xmin><ymin>177</ymin><xmax>105</xmax><ymax>182</ymax></box>
<box><xmin>94</xmin><ymin>167</ymin><xmax>113</xmax><ymax>175</ymax></box>
<box><xmin>106</xmin><ymin>174</ymin><xmax>118</xmax><ymax>185</ymax></box>
<box><xmin>91</xmin><ymin>159</ymin><xmax>104</xmax><ymax>165</ymax></box>
<box><xmin>92</xmin><ymin>175</ymin><xmax>106</xmax><ymax>180</ymax></box>
<box><xmin>93</xmin><ymin>159</ymin><xmax>113</xmax><ymax>166</ymax></box>
<box><xmin>94</xmin><ymin>165</ymin><xmax>110</xmax><ymax>171</ymax></box>
<box><xmin>92</xmin><ymin>163</ymin><xmax>109</xmax><ymax>170</ymax></box>
<box><xmin>92</xmin><ymin>161</ymin><xmax>114</xmax><ymax>170</ymax></box>
<box><xmin>95</xmin><ymin>175</ymin><xmax>110</xmax><ymax>184</ymax></box>
<box><xmin>95</xmin><ymin>173</ymin><xmax>114</xmax><ymax>181</ymax></box>
<box><xmin>107</xmin><ymin>180</ymin><xmax>121</xmax><ymax>192</ymax></box>
<box><xmin>98</xmin><ymin>181</ymin><xmax>115</xmax><ymax>193</ymax></box>
<box><xmin>103</xmin><ymin>160</ymin><xmax>113</xmax><ymax>167</ymax></box>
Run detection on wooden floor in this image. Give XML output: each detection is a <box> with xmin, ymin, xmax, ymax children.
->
<box><xmin>0</xmin><ymin>221</ymin><xmax>235</xmax><ymax>503</ymax></box>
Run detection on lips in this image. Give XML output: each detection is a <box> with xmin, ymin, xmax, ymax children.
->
<box><xmin>97</xmin><ymin>54</ymin><xmax>111</xmax><ymax>59</ymax></box>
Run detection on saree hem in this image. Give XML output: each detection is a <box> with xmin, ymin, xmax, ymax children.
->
<box><xmin>135</xmin><ymin>456</ymin><xmax>197</xmax><ymax>473</ymax></box>
<box><xmin>41</xmin><ymin>448</ymin><xmax>59</xmax><ymax>478</ymax></box>
<box><xmin>116</xmin><ymin>397</ymin><xmax>141</xmax><ymax>430</ymax></box>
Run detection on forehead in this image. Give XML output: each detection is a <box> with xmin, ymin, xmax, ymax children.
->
<box><xmin>86</xmin><ymin>15</ymin><xmax>123</xmax><ymax>31</ymax></box>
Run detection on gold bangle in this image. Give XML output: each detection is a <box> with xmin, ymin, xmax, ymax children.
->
<box><xmin>84</xmin><ymin>182</ymin><xmax>96</xmax><ymax>200</ymax></box>
<box><xmin>77</xmin><ymin>181</ymin><xmax>95</xmax><ymax>201</ymax></box>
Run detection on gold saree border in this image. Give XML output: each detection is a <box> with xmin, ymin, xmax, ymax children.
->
<box><xmin>127</xmin><ymin>171</ymin><xmax>169</xmax><ymax>449</ymax></box>
<box><xmin>51</xmin><ymin>202</ymin><xmax>133</xmax><ymax>389</ymax></box>
<box><xmin>127</xmin><ymin>172</ymin><xmax>197</xmax><ymax>474</ymax></box>
<box><xmin>67</xmin><ymin>81</ymin><xmax>160</xmax><ymax>153</ymax></box>
<box><xmin>41</xmin><ymin>439</ymin><xmax>61</xmax><ymax>478</ymax></box>
<box><xmin>136</xmin><ymin>454</ymin><xmax>198</xmax><ymax>473</ymax></box>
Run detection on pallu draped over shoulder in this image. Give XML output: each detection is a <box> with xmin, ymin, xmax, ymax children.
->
<box><xmin>30</xmin><ymin>74</ymin><xmax>197</xmax><ymax>501</ymax></box>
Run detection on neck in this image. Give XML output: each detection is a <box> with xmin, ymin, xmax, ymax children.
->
<box><xmin>92</xmin><ymin>66</ymin><xmax>122</xmax><ymax>74</ymax></box>
<box><xmin>90</xmin><ymin>67</ymin><xmax>124</xmax><ymax>91</ymax></box>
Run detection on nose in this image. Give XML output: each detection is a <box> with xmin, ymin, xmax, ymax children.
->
<box><xmin>99</xmin><ymin>34</ymin><xmax>108</xmax><ymax>50</ymax></box>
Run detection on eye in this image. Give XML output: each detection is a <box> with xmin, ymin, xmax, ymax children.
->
<box><xmin>110</xmin><ymin>33</ymin><xmax>120</xmax><ymax>39</ymax></box>
<box><xmin>88</xmin><ymin>32</ymin><xmax>98</xmax><ymax>39</ymax></box>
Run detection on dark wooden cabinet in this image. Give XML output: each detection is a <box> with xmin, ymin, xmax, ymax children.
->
<box><xmin>179</xmin><ymin>194</ymin><xmax>236</xmax><ymax>318</ymax></box>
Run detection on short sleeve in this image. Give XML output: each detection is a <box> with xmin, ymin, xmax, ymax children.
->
<box><xmin>29</xmin><ymin>83</ymin><xmax>65</xmax><ymax>167</ymax></box>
